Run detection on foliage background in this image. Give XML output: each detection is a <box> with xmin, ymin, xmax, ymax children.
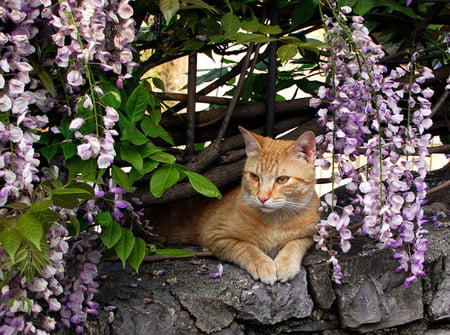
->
<box><xmin>0</xmin><ymin>0</ymin><xmax>448</xmax><ymax>333</ymax></box>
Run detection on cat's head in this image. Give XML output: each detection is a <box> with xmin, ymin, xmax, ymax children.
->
<box><xmin>239</xmin><ymin>126</ymin><xmax>316</xmax><ymax>214</ymax></box>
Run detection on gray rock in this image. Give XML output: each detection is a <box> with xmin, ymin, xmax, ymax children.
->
<box><xmin>307</xmin><ymin>262</ymin><xmax>336</xmax><ymax>310</ymax></box>
<box><xmin>429</xmin><ymin>255</ymin><xmax>450</xmax><ymax>321</ymax></box>
<box><xmin>238</xmin><ymin>267</ymin><xmax>313</xmax><ymax>324</ymax></box>
<box><xmin>87</xmin><ymin>223</ymin><xmax>450</xmax><ymax>335</ymax></box>
<box><xmin>171</xmin><ymin>263</ymin><xmax>252</xmax><ymax>333</ymax></box>
<box><xmin>334</xmin><ymin>241</ymin><xmax>423</xmax><ymax>332</ymax></box>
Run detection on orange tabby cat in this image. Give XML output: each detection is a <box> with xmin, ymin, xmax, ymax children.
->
<box><xmin>150</xmin><ymin>127</ymin><xmax>320</xmax><ymax>285</ymax></box>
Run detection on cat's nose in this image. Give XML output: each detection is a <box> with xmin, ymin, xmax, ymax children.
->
<box><xmin>258</xmin><ymin>196</ymin><xmax>270</xmax><ymax>204</ymax></box>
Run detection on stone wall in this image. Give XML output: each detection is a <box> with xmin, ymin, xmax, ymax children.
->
<box><xmin>72</xmin><ymin>221</ymin><xmax>450</xmax><ymax>335</ymax></box>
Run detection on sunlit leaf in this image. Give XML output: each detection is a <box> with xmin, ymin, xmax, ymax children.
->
<box><xmin>160</xmin><ymin>0</ymin><xmax>180</xmax><ymax>24</ymax></box>
<box><xmin>156</xmin><ymin>248</ymin><xmax>195</xmax><ymax>258</ymax></box>
<box><xmin>17</xmin><ymin>214</ymin><xmax>43</xmax><ymax>251</ymax></box>
<box><xmin>0</xmin><ymin>228</ymin><xmax>23</xmax><ymax>263</ymax></box>
<box><xmin>150</xmin><ymin>164</ymin><xmax>180</xmax><ymax>197</ymax></box>
<box><xmin>222</xmin><ymin>12</ymin><xmax>240</xmax><ymax>33</ymax></box>
<box><xmin>184</xmin><ymin>171</ymin><xmax>222</xmax><ymax>199</ymax></box>
<box><xmin>126</xmin><ymin>83</ymin><xmax>150</xmax><ymax>123</ymax></box>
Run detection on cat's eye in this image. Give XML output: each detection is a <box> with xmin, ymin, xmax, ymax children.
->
<box><xmin>276</xmin><ymin>176</ymin><xmax>289</xmax><ymax>184</ymax></box>
<box><xmin>249</xmin><ymin>172</ymin><xmax>260</xmax><ymax>182</ymax></box>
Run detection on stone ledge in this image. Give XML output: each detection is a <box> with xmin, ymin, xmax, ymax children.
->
<box><xmin>64</xmin><ymin>222</ymin><xmax>450</xmax><ymax>335</ymax></box>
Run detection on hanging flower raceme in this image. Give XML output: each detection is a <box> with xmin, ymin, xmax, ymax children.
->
<box><xmin>313</xmin><ymin>4</ymin><xmax>434</xmax><ymax>287</ymax></box>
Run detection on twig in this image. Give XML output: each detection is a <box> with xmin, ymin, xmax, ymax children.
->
<box><xmin>431</xmin><ymin>89</ymin><xmax>449</xmax><ymax>117</ymax></box>
<box><xmin>186</xmin><ymin>52</ymin><xmax>197</xmax><ymax>156</ymax></box>
<box><xmin>214</xmin><ymin>44</ymin><xmax>256</xmax><ymax>147</ymax></box>
<box><xmin>427</xmin><ymin>180</ymin><xmax>450</xmax><ymax>196</ymax></box>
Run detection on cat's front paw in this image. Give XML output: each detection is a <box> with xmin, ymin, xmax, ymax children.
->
<box><xmin>275</xmin><ymin>258</ymin><xmax>300</xmax><ymax>283</ymax></box>
<box><xmin>248</xmin><ymin>260</ymin><xmax>277</xmax><ymax>285</ymax></box>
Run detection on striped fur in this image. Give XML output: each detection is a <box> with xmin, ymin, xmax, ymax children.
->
<box><xmin>150</xmin><ymin>128</ymin><xmax>320</xmax><ymax>285</ymax></box>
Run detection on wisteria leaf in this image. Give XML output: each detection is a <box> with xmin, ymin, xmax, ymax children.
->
<box><xmin>160</xmin><ymin>0</ymin><xmax>180</xmax><ymax>24</ymax></box>
<box><xmin>100</xmin><ymin>220</ymin><xmax>122</xmax><ymax>249</ymax></box>
<box><xmin>183</xmin><ymin>171</ymin><xmax>222</xmax><ymax>199</ymax></box>
<box><xmin>126</xmin><ymin>83</ymin><xmax>150</xmax><ymax>123</ymax></box>
<box><xmin>0</xmin><ymin>228</ymin><xmax>23</xmax><ymax>263</ymax></box>
<box><xmin>17</xmin><ymin>214</ymin><xmax>43</xmax><ymax>251</ymax></box>
<box><xmin>128</xmin><ymin>237</ymin><xmax>147</xmax><ymax>273</ymax></box>
<box><xmin>150</xmin><ymin>164</ymin><xmax>180</xmax><ymax>198</ymax></box>
<box><xmin>114</xmin><ymin>228</ymin><xmax>135</xmax><ymax>268</ymax></box>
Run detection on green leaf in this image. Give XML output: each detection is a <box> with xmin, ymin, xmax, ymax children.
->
<box><xmin>258</xmin><ymin>24</ymin><xmax>282</xmax><ymax>35</ymax></box>
<box><xmin>118</xmin><ymin>111</ymin><xmax>150</xmax><ymax>145</ymax></box>
<box><xmin>222</xmin><ymin>12</ymin><xmax>240</xmax><ymax>33</ymax></box>
<box><xmin>150</xmin><ymin>151</ymin><xmax>176</xmax><ymax>164</ymax></box>
<box><xmin>184</xmin><ymin>0</ymin><xmax>219</xmax><ymax>13</ymax></box>
<box><xmin>278</xmin><ymin>44</ymin><xmax>298</xmax><ymax>64</ymax></box>
<box><xmin>160</xmin><ymin>0</ymin><xmax>180</xmax><ymax>24</ymax></box>
<box><xmin>39</xmin><ymin>69</ymin><xmax>56</xmax><ymax>97</ymax></box>
<box><xmin>352</xmin><ymin>0</ymin><xmax>374</xmax><ymax>16</ymax></box>
<box><xmin>60</xmin><ymin>141</ymin><xmax>77</xmax><ymax>160</ymax></box>
<box><xmin>156</xmin><ymin>248</ymin><xmax>195</xmax><ymax>258</ymax></box>
<box><xmin>125</xmin><ymin>83</ymin><xmax>150</xmax><ymax>123</ymax></box>
<box><xmin>182</xmin><ymin>39</ymin><xmax>205</xmax><ymax>51</ymax></box>
<box><xmin>17</xmin><ymin>214</ymin><xmax>43</xmax><ymax>251</ymax></box>
<box><xmin>184</xmin><ymin>171</ymin><xmax>222</xmax><ymax>199</ymax></box>
<box><xmin>60</xmin><ymin>117</ymin><xmax>73</xmax><ymax>139</ymax></box>
<box><xmin>100</xmin><ymin>220</ymin><xmax>122</xmax><ymax>249</ymax></box>
<box><xmin>120</xmin><ymin>145</ymin><xmax>143</xmax><ymax>170</ymax></box>
<box><xmin>152</xmin><ymin>77</ymin><xmax>165</xmax><ymax>91</ymax></box>
<box><xmin>52</xmin><ymin>188</ymin><xmax>94</xmax><ymax>208</ymax></box>
<box><xmin>150</xmin><ymin>164</ymin><xmax>180</xmax><ymax>198</ymax></box>
<box><xmin>292</xmin><ymin>0</ymin><xmax>316</xmax><ymax>27</ymax></box>
<box><xmin>0</xmin><ymin>228</ymin><xmax>23</xmax><ymax>263</ymax></box>
<box><xmin>377</xmin><ymin>0</ymin><xmax>423</xmax><ymax>19</ymax></box>
<box><xmin>33</xmin><ymin>209</ymin><xmax>59</xmax><ymax>231</ymax></box>
<box><xmin>128</xmin><ymin>237</ymin><xmax>147</xmax><ymax>273</ymax></box>
<box><xmin>111</xmin><ymin>165</ymin><xmax>134</xmax><ymax>192</ymax></box>
<box><xmin>39</xmin><ymin>135</ymin><xmax>59</xmax><ymax>163</ymax></box>
<box><xmin>69</xmin><ymin>215</ymin><xmax>81</xmax><ymax>236</ymax></box>
<box><xmin>99</xmin><ymin>81</ymin><xmax>122</xmax><ymax>108</ymax></box>
<box><xmin>241</xmin><ymin>17</ymin><xmax>261</xmax><ymax>32</ymax></box>
<box><xmin>95</xmin><ymin>211</ymin><xmax>113</xmax><ymax>225</ymax></box>
<box><xmin>28</xmin><ymin>199</ymin><xmax>52</xmax><ymax>213</ymax></box>
<box><xmin>114</xmin><ymin>228</ymin><xmax>135</xmax><ymax>268</ymax></box>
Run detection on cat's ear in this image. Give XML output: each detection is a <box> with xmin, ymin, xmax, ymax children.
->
<box><xmin>239</xmin><ymin>126</ymin><xmax>262</xmax><ymax>156</ymax></box>
<box><xmin>291</xmin><ymin>131</ymin><xmax>316</xmax><ymax>163</ymax></box>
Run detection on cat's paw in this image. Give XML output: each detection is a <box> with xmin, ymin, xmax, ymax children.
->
<box><xmin>275</xmin><ymin>258</ymin><xmax>300</xmax><ymax>283</ymax></box>
<box><xmin>249</xmin><ymin>260</ymin><xmax>277</xmax><ymax>285</ymax></box>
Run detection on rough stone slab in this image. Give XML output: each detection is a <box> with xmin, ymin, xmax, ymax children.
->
<box><xmin>238</xmin><ymin>267</ymin><xmax>313</xmax><ymax>324</ymax></box>
<box><xmin>429</xmin><ymin>255</ymin><xmax>450</xmax><ymax>321</ymax></box>
<box><xmin>334</xmin><ymin>242</ymin><xmax>423</xmax><ymax>332</ymax></box>
<box><xmin>170</xmin><ymin>262</ymin><xmax>253</xmax><ymax>333</ymax></box>
<box><xmin>306</xmin><ymin>262</ymin><xmax>336</xmax><ymax>310</ymax></box>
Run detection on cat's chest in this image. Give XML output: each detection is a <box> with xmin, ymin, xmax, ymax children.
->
<box><xmin>247</xmin><ymin>217</ymin><xmax>307</xmax><ymax>254</ymax></box>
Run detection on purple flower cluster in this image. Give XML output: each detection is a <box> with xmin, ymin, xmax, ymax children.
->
<box><xmin>0</xmin><ymin>0</ymin><xmax>54</xmax><ymax>207</ymax></box>
<box><xmin>0</xmin><ymin>0</ymin><xmax>141</xmax><ymax>332</ymax></box>
<box><xmin>0</xmin><ymin>224</ymin><xmax>100</xmax><ymax>334</ymax></box>
<box><xmin>44</xmin><ymin>0</ymin><xmax>138</xmax><ymax>170</ymax></box>
<box><xmin>312</xmin><ymin>5</ymin><xmax>434</xmax><ymax>287</ymax></box>
<box><xmin>45</xmin><ymin>0</ymin><xmax>138</xmax><ymax>90</ymax></box>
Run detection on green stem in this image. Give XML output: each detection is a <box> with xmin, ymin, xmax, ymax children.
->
<box><xmin>59</xmin><ymin>0</ymin><xmax>100</xmax><ymax>136</ymax></box>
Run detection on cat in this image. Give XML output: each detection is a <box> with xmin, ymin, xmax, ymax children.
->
<box><xmin>149</xmin><ymin>126</ymin><xmax>320</xmax><ymax>285</ymax></box>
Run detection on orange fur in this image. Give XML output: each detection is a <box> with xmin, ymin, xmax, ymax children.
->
<box><xmin>149</xmin><ymin>127</ymin><xmax>320</xmax><ymax>285</ymax></box>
